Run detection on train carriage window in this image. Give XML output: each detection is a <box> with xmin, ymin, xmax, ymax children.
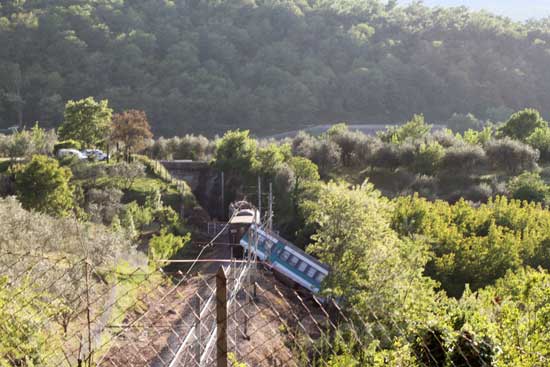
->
<box><xmin>315</xmin><ymin>272</ymin><xmax>326</xmax><ymax>283</ymax></box>
<box><xmin>298</xmin><ymin>261</ymin><xmax>308</xmax><ymax>272</ymax></box>
<box><xmin>280</xmin><ymin>251</ymin><xmax>290</xmax><ymax>261</ymax></box>
<box><xmin>289</xmin><ymin>256</ymin><xmax>299</xmax><ymax>266</ymax></box>
<box><xmin>307</xmin><ymin>267</ymin><xmax>317</xmax><ymax>279</ymax></box>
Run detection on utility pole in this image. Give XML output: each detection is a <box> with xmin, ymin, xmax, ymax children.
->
<box><xmin>268</xmin><ymin>182</ymin><xmax>273</xmax><ymax>232</ymax></box>
<box><xmin>216</xmin><ymin>267</ymin><xmax>228</xmax><ymax>367</ymax></box>
<box><xmin>243</xmin><ymin>225</ymin><xmax>252</xmax><ymax>340</ymax></box>
<box><xmin>257</xmin><ymin>176</ymin><xmax>262</xmax><ymax>220</ymax></box>
<box><xmin>220</xmin><ymin>171</ymin><xmax>225</xmax><ymax>220</ymax></box>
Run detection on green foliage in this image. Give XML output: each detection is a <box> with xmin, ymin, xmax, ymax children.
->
<box><xmin>379</xmin><ymin>114</ymin><xmax>431</xmax><ymax>144</ymax></box>
<box><xmin>477</xmin><ymin>268</ymin><xmax>550</xmax><ymax>366</ymax></box>
<box><xmin>0</xmin><ymin>277</ymin><xmax>61</xmax><ymax>366</ymax></box>
<box><xmin>53</xmin><ymin>139</ymin><xmax>81</xmax><ymax>154</ymax></box>
<box><xmin>214</xmin><ymin>130</ymin><xmax>258</xmax><ymax>176</ymax></box>
<box><xmin>461</xmin><ymin>126</ymin><xmax>493</xmax><ymax>146</ymax></box>
<box><xmin>392</xmin><ymin>195</ymin><xmax>550</xmax><ymax>296</ymax></box>
<box><xmin>304</xmin><ymin>182</ymin><xmax>437</xmax><ymax>340</ymax></box>
<box><xmin>256</xmin><ymin>143</ymin><xmax>286</xmax><ymax>178</ymax></box>
<box><xmin>14</xmin><ymin>155</ymin><xmax>74</xmax><ymax>217</ymax></box>
<box><xmin>121</xmin><ymin>201</ymin><xmax>153</xmax><ymax>230</ymax></box>
<box><xmin>485</xmin><ymin>138</ymin><xmax>539</xmax><ymax>175</ymax></box>
<box><xmin>526</xmin><ymin>126</ymin><xmax>550</xmax><ymax>163</ymax></box>
<box><xmin>507</xmin><ymin>172</ymin><xmax>549</xmax><ymax>204</ymax></box>
<box><xmin>413</xmin><ymin>142</ymin><xmax>445</xmax><ymax>175</ymax></box>
<box><xmin>0</xmin><ymin>124</ymin><xmax>57</xmax><ymax>158</ymax></box>
<box><xmin>149</xmin><ymin>229</ymin><xmax>190</xmax><ymax>263</ymax></box>
<box><xmin>58</xmin><ymin>97</ymin><xmax>112</xmax><ymax>148</ymax></box>
<box><xmin>499</xmin><ymin>109</ymin><xmax>547</xmax><ymax>141</ymax></box>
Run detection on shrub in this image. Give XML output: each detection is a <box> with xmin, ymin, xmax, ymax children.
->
<box><xmin>370</xmin><ymin>143</ymin><xmax>401</xmax><ymax>169</ymax></box>
<box><xmin>291</xmin><ymin>131</ymin><xmax>317</xmax><ymax>159</ymax></box>
<box><xmin>498</xmin><ymin>108</ymin><xmax>547</xmax><ymax>141</ymax></box>
<box><xmin>446</xmin><ymin>113</ymin><xmax>483</xmax><ymax>134</ymax></box>
<box><xmin>121</xmin><ymin>201</ymin><xmax>153</xmax><ymax>230</ymax></box>
<box><xmin>526</xmin><ymin>127</ymin><xmax>550</xmax><ymax>163</ymax></box>
<box><xmin>106</xmin><ymin>161</ymin><xmax>146</xmax><ymax>189</ymax></box>
<box><xmin>53</xmin><ymin>140</ymin><xmax>82</xmax><ymax>154</ymax></box>
<box><xmin>430</xmin><ymin>129</ymin><xmax>462</xmax><ymax>148</ymax></box>
<box><xmin>378</xmin><ymin>114</ymin><xmax>431</xmax><ymax>144</ymax></box>
<box><xmin>85</xmin><ymin>187</ymin><xmax>124</xmax><ymax>224</ymax></box>
<box><xmin>485</xmin><ymin>138</ymin><xmax>539</xmax><ymax>175</ymax></box>
<box><xmin>14</xmin><ymin>155</ymin><xmax>74</xmax><ymax>217</ymax></box>
<box><xmin>310</xmin><ymin>139</ymin><xmax>341</xmax><ymax>177</ymax></box>
<box><xmin>149</xmin><ymin>229</ymin><xmax>190</xmax><ymax>263</ymax></box>
<box><xmin>464</xmin><ymin>183</ymin><xmax>493</xmax><ymax>203</ymax></box>
<box><xmin>507</xmin><ymin>172</ymin><xmax>549</xmax><ymax>204</ymax></box>
<box><xmin>412</xmin><ymin>142</ymin><xmax>445</xmax><ymax>175</ymax></box>
<box><xmin>439</xmin><ymin>144</ymin><xmax>487</xmax><ymax>175</ymax></box>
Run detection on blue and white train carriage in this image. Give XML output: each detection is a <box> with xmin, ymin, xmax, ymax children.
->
<box><xmin>240</xmin><ymin>224</ymin><xmax>329</xmax><ymax>294</ymax></box>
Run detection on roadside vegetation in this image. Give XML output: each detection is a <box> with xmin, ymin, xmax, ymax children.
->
<box><xmin>2</xmin><ymin>96</ymin><xmax>550</xmax><ymax>365</ymax></box>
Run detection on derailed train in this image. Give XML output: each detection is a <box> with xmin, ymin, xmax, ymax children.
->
<box><xmin>228</xmin><ymin>201</ymin><xmax>329</xmax><ymax>294</ymax></box>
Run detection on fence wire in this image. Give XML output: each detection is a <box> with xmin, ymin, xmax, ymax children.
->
<box><xmin>1</xmin><ymin>246</ymin><xmax>537</xmax><ymax>367</ymax></box>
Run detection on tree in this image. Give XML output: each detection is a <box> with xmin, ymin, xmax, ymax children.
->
<box><xmin>379</xmin><ymin>114</ymin><xmax>431</xmax><ymax>144</ymax></box>
<box><xmin>507</xmin><ymin>172</ymin><xmax>549</xmax><ymax>204</ymax></box>
<box><xmin>58</xmin><ymin>97</ymin><xmax>112</xmax><ymax>148</ymax></box>
<box><xmin>446</xmin><ymin>113</ymin><xmax>483</xmax><ymax>134</ymax></box>
<box><xmin>439</xmin><ymin>144</ymin><xmax>486</xmax><ymax>175</ymax></box>
<box><xmin>256</xmin><ymin>143</ymin><xmax>286</xmax><ymax>178</ymax></box>
<box><xmin>498</xmin><ymin>109</ymin><xmax>547</xmax><ymax>141</ymax></box>
<box><xmin>214</xmin><ymin>130</ymin><xmax>258</xmax><ymax>176</ymax></box>
<box><xmin>485</xmin><ymin>138</ymin><xmax>539</xmax><ymax>175</ymax></box>
<box><xmin>527</xmin><ymin>127</ymin><xmax>550</xmax><ymax>163</ymax></box>
<box><xmin>111</xmin><ymin>109</ymin><xmax>153</xmax><ymax>161</ymax></box>
<box><xmin>14</xmin><ymin>155</ymin><xmax>74</xmax><ymax>217</ymax></box>
<box><xmin>413</xmin><ymin>142</ymin><xmax>445</xmax><ymax>175</ymax></box>
<box><xmin>304</xmin><ymin>182</ymin><xmax>437</xmax><ymax>343</ymax></box>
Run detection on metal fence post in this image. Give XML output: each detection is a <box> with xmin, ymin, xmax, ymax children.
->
<box><xmin>216</xmin><ymin>267</ymin><xmax>228</xmax><ymax>367</ymax></box>
<box><xmin>195</xmin><ymin>296</ymin><xmax>201</xmax><ymax>366</ymax></box>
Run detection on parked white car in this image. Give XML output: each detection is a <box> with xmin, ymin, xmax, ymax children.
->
<box><xmin>57</xmin><ymin>148</ymin><xmax>87</xmax><ymax>160</ymax></box>
<box><xmin>84</xmin><ymin>149</ymin><xmax>109</xmax><ymax>161</ymax></box>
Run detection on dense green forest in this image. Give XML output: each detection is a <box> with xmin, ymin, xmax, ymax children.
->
<box><xmin>1</xmin><ymin>0</ymin><xmax>550</xmax><ymax>135</ymax></box>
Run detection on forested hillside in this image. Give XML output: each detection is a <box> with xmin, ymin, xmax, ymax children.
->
<box><xmin>1</xmin><ymin>0</ymin><xmax>550</xmax><ymax>136</ymax></box>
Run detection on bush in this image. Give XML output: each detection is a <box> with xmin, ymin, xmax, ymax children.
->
<box><xmin>121</xmin><ymin>201</ymin><xmax>153</xmax><ymax>230</ymax></box>
<box><xmin>507</xmin><ymin>172</ymin><xmax>549</xmax><ymax>204</ymax></box>
<box><xmin>85</xmin><ymin>187</ymin><xmax>124</xmax><ymax>224</ymax></box>
<box><xmin>149</xmin><ymin>229</ymin><xmax>190</xmax><ymax>263</ymax></box>
<box><xmin>499</xmin><ymin>108</ymin><xmax>547</xmax><ymax>141</ymax></box>
<box><xmin>106</xmin><ymin>161</ymin><xmax>146</xmax><ymax>189</ymax></box>
<box><xmin>310</xmin><ymin>139</ymin><xmax>341</xmax><ymax>177</ymax></box>
<box><xmin>464</xmin><ymin>183</ymin><xmax>493</xmax><ymax>203</ymax></box>
<box><xmin>14</xmin><ymin>155</ymin><xmax>74</xmax><ymax>217</ymax></box>
<box><xmin>412</xmin><ymin>142</ymin><xmax>445</xmax><ymax>175</ymax></box>
<box><xmin>526</xmin><ymin>127</ymin><xmax>550</xmax><ymax>163</ymax></box>
<box><xmin>485</xmin><ymin>138</ymin><xmax>539</xmax><ymax>175</ymax></box>
<box><xmin>439</xmin><ymin>144</ymin><xmax>487</xmax><ymax>175</ymax></box>
<box><xmin>370</xmin><ymin>143</ymin><xmax>401</xmax><ymax>169</ymax></box>
<box><xmin>291</xmin><ymin>131</ymin><xmax>317</xmax><ymax>159</ymax></box>
<box><xmin>446</xmin><ymin>113</ymin><xmax>483</xmax><ymax>134</ymax></box>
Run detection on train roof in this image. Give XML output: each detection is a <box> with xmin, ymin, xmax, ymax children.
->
<box><xmin>229</xmin><ymin>208</ymin><xmax>260</xmax><ymax>224</ymax></box>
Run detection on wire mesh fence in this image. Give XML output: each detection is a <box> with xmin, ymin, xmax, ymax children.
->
<box><xmin>1</xmin><ymin>245</ymin><xmax>515</xmax><ymax>367</ymax></box>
